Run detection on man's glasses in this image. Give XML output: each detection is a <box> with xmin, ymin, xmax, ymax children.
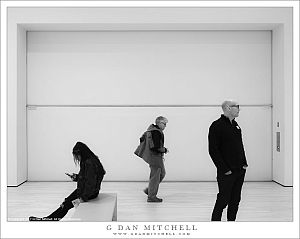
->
<box><xmin>230</xmin><ymin>105</ymin><xmax>240</xmax><ymax>109</ymax></box>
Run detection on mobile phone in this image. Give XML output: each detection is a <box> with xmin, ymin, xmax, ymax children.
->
<box><xmin>65</xmin><ymin>173</ymin><xmax>72</xmax><ymax>177</ymax></box>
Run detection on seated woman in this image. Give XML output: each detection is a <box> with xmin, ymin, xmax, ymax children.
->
<box><xmin>29</xmin><ymin>141</ymin><xmax>106</xmax><ymax>221</ymax></box>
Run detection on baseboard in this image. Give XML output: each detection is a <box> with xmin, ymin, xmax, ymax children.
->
<box><xmin>7</xmin><ymin>180</ymin><xmax>27</xmax><ymax>187</ymax></box>
<box><xmin>272</xmin><ymin>180</ymin><xmax>293</xmax><ymax>187</ymax></box>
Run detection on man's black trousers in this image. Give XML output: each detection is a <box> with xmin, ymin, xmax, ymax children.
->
<box><xmin>211</xmin><ymin>169</ymin><xmax>246</xmax><ymax>221</ymax></box>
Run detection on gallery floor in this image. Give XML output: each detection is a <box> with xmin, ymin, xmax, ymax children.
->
<box><xmin>7</xmin><ymin>181</ymin><xmax>292</xmax><ymax>222</ymax></box>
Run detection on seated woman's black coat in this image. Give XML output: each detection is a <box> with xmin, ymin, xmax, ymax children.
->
<box><xmin>76</xmin><ymin>157</ymin><xmax>106</xmax><ymax>201</ymax></box>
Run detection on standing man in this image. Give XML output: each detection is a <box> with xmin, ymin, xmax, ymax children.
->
<box><xmin>135</xmin><ymin>116</ymin><xmax>169</xmax><ymax>202</ymax></box>
<box><xmin>208</xmin><ymin>100</ymin><xmax>248</xmax><ymax>221</ymax></box>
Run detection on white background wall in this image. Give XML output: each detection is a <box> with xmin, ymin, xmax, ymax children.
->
<box><xmin>27</xmin><ymin>31</ymin><xmax>272</xmax><ymax>181</ymax></box>
<box><xmin>27</xmin><ymin>31</ymin><xmax>271</xmax><ymax>105</ymax></box>
<box><xmin>272</xmin><ymin>24</ymin><xmax>294</xmax><ymax>186</ymax></box>
<box><xmin>27</xmin><ymin>106</ymin><xmax>272</xmax><ymax>181</ymax></box>
<box><xmin>7</xmin><ymin>25</ymin><xmax>27</xmax><ymax>186</ymax></box>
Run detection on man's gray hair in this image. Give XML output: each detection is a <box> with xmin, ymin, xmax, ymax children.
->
<box><xmin>221</xmin><ymin>100</ymin><xmax>234</xmax><ymax>112</ymax></box>
<box><xmin>155</xmin><ymin>116</ymin><xmax>168</xmax><ymax>125</ymax></box>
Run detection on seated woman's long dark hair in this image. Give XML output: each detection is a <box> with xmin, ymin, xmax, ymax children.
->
<box><xmin>72</xmin><ymin>141</ymin><xmax>98</xmax><ymax>164</ymax></box>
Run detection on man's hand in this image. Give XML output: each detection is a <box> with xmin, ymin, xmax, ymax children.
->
<box><xmin>243</xmin><ymin>165</ymin><xmax>248</xmax><ymax>169</ymax></box>
<box><xmin>224</xmin><ymin>170</ymin><xmax>232</xmax><ymax>175</ymax></box>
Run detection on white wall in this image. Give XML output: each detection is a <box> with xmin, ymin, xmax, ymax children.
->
<box><xmin>27</xmin><ymin>31</ymin><xmax>271</xmax><ymax>181</ymax></box>
<box><xmin>6</xmin><ymin>7</ymin><xmax>293</xmax><ymax>186</ymax></box>
<box><xmin>17</xmin><ymin>27</ymin><xmax>28</xmax><ymax>184</ymax></box>
<box><xmin>7</xmin><ymin>22</ymin><xmax>27</xmax><ymax>186</ymax></box>
<box><xmin>272</xmin><ymin>22</ymin><xmax>293</xmax><ymax>186</ymax></box>
<box><xmin>27</xmin><ymin>107</ymin><xmax>272</xmax><ymax>181</ymax></box>
<box><xmin>27</xmin><ymin>31</ymin><xmax>271</xmax><ymax>105</ymax></box>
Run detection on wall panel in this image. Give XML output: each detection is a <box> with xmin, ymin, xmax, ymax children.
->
<box><xmin>27</xmin><ymin>107</ymin><xmax>271</xmax><ymax>181</ymax></box>
<box><xmin>27</xmin><ymin>31</ymin><xmax>271</xmax><ymax>181</ymax></box>
<box><xmin>27</xmin><ymin>31</ymin><xmax>271</xmax><ymax>105</ymax></box>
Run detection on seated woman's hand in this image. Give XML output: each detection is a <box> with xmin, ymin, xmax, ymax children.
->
<box><xmin>70</xmin><ymin>173</ymin><xmax>78</xmax><ymax>181</ymax></box>
<box><xmin>72</xmin><ymin>198</ymin><xmax>81</xmax><ymax>208</ymax></box>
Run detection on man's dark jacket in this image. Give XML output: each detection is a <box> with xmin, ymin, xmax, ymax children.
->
<box><xmin>208</xmin><ymin>114</ymin><xmax>248</xmax><ymax>174</ymax></box>
<box><xmin>134</xmin><ymin>124</ymin><xmax>167</xmax><ymax>167</ymax></box>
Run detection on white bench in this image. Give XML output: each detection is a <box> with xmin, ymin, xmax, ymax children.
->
<box><xmin>63</xmin><ymin>193</ymin><xmax>117</xmax><ymax>222</ymax></box>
